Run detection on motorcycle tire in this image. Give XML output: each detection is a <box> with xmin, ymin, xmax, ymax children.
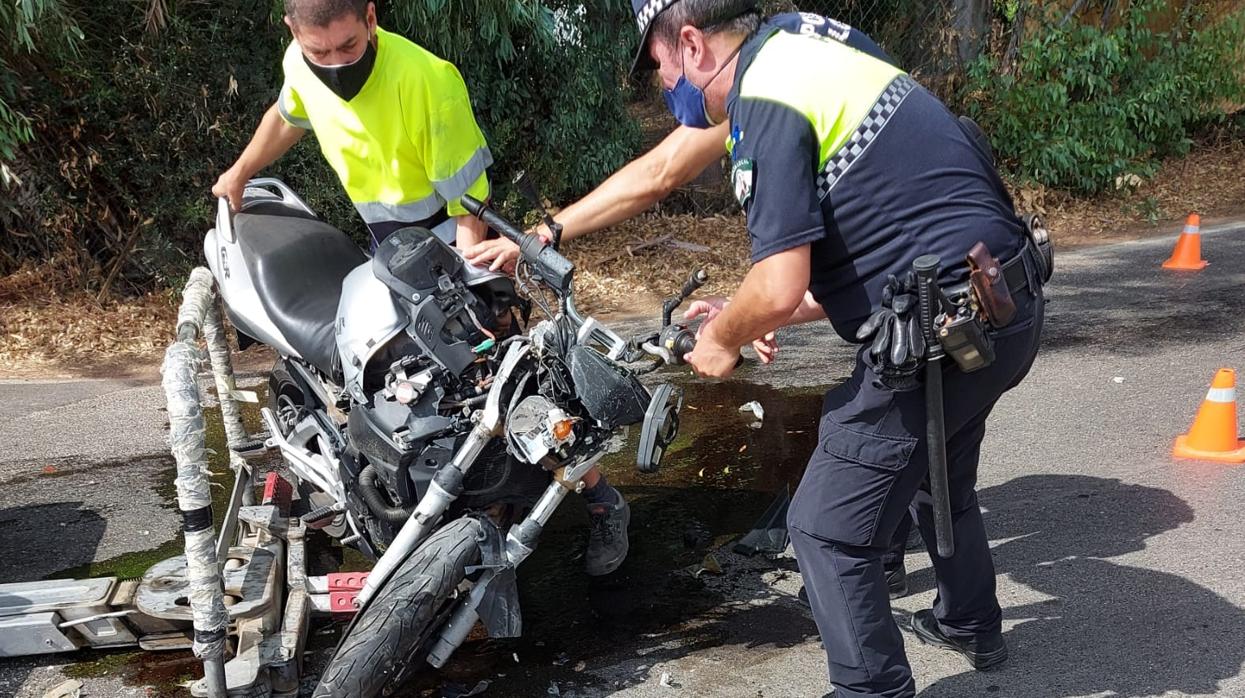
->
<box><xmin>312</xmin><ymin>517</ymin><xmax>483</xmax><ymax>698</ymax></box>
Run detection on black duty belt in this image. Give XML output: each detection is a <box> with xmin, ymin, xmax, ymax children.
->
<box><xmin>1000</xmin><ymin>246</ymin><xmax>1031</xmax><ymax>295</ymax></box>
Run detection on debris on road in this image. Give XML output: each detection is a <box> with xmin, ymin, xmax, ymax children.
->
<box><xmin>659</xmin><ymin>671</ymin><xmax>675</xmax><ymax>688</ymax></box>
<box><xmin>443</xmin><ymin>680</ymin><xmax>490</xmax><ymax>697</ymax></box>
<box><xmin>694</xmin><ymin>553</ymin><xmax>723</xmax><ymax>577</ymax></box>
<box><xmin>42</xmin><ymin>680</ymin><xmax>82</xmax><ymax>698</ymax></box>
<box><xmin>734</xmin><ymin>486</ymin><xmax>792</xmax><ymax>557</ymax></box>
<box><xmin>739</xmin><ymin>400</ymin><xmax>765</xmax><ymax>428</ymax></box>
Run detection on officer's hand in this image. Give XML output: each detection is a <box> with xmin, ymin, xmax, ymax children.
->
<box><xmin>753</xmin><ymin>331</ymin><xmax>778</xmax><ymax>364</ymax></box>
<box><xmin>685</xmin><ymin>335</ymin><xmax>742</xmax><ymax>379</ymax></box>
<box><xmin>686</xmin><ymin>298</ymin><xmax>777</xmax><ymax>363</ymax></box>
<box><xmin>211</xmin><ymin>167</ymin><xmax>247</xmax><ymax>213</ymax></box>
<box><xmin>464</xmin><ymin>228</ymin><xmax>552</xmax><ymax>273</ymax></box>
<box><xmin>684</xmin><ymin>296</ymin><xmax>729</xmax><ymax>338</ymax></box>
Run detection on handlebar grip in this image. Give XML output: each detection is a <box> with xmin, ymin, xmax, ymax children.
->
<box><xmin>681</xmin><ymin>269</ymin><xmax>709</xmax><ymax>299</ymax></box>
<box><xmin>461</xmin><ymin>194</ymin><xmax>575</xmax><ymax>293</ymax></box>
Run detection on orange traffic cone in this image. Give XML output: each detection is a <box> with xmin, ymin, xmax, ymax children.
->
<box><xmin>1162</xmin><ymin>213</ymin><xmax>1208</xmax><ymax>270</ymax></box>
<box><xmin>1173</xmin><ymin>368</ymin><xmax>1245</xmax><ymax>463</ymax></box>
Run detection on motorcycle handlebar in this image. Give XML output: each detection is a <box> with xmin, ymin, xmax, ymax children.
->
<box><xmin>461</xmin><ymin>194</ymin><xmax>575</xmax><ymax>295</ymax></box>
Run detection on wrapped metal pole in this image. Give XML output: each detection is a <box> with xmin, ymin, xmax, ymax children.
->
<box><xmin>203</xmin><ymin>299</ymin><xmax>256</xmax><ymax>563</ymax></box>
<box><xmin>203</xmin><ymin>299</ymin><xmax>250</xmax><ymax>454</ymax></box>
<box><xmin>161</xmin><ymin>267</ymin><xmax>228</xmax><ymax>698</ymax></box>
<box><xmin>913</xmin><ymin>255</ymin><xmax>955</xmax><ymax>559</ymax></box>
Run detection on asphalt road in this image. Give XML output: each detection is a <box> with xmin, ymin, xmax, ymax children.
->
<box><xmin>4</xmin><ymin>221</ymin><xmax>1245</xmax><ymax>697</ymax></box>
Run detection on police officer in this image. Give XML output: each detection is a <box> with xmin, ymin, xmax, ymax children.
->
<box><xmin>639</xmin><ymin>2</ymin><xmax>1044</xmax><ymax>695</ymax></box>
<box><xmin>473</xmin><ymin>0</ymin><xmax>1044</xmax><ymax>695</ymax></box>
<box><xmin>212</xmin><ymin>0</ymin><xmax>633</xmax><ymax>576</ymax></box>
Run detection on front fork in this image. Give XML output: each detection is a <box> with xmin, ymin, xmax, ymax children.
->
<box><xmin>425</xmin><ymin>451</ymin><xmax>603</xmax><ymax>668</ymax></box>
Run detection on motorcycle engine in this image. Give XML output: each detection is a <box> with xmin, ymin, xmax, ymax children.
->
<box><xmin>346</xmin><ymin>228</ymin><xmax>537</xmax><ymax>538</ymax></box>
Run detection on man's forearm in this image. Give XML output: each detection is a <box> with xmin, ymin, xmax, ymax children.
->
<box><xmin>455</xmin><ymin>214</ymin><xmax>487</xmax><ymax>248</ymax></box>
<box><xmin>540</xmin><ymin>123</ymin><xmax>730</xmax><ymax>241</ymax></box>
<box><xmin>231</xmin><ymin>105</ymin><xmax>305</xmax><ymax>178</ymax></box>
<box><xmin>783</xmin><ymin>292</ymin><xmax>828</xmax><ymax>326</ymax></box>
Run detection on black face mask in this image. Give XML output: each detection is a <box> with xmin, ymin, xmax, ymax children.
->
<box><xmin>304</xmin><ymin>36</ymin><xmax>377</xmax><ymax>101</ymax></box>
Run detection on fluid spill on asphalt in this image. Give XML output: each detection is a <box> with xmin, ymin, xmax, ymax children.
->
<box><xmin>411</xmin><ymin>380</ymin><xmax>827</xmax><ymax>696</ymax></box>
<box><xmin>61</xmin><ymin>649</ymin><xmax>201</xmax><ymax>697</ymax></box>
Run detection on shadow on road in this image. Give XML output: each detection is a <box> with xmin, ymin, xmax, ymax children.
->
<box><xmin>913</xmin><ymin>474</ymin><xmax>1245</xmax><ymax>697</ymax></box>
<box><xmin>0</xmin><ymin>501</ymin><xmax>107</xmax><ymax>694</ymax></box>
<box><xmin>0</xmin><ymin>501</ymin><xmax>106</xmax><ymax>584</ymax></box>
<box><xmin>1039</xmin><ymin>236</ymin><xmax>1245</xmax><ymax>357</ymax></box>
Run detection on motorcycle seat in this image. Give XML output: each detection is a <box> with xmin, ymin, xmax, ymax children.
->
<box><xmin>234</xmin><ymin>212</ymin><xmax>366</xmax><ymax>377</ymax></box>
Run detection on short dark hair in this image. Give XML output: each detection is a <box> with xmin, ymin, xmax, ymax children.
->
<box><xmin>285</xmin><ymin>0</ymin><xmax>369</xmax><ymax>27</ymax></box>
<box><xmin>650</xmin><ymin>0</ymin><xmax>760</xmax><ymax>49</ymax></box>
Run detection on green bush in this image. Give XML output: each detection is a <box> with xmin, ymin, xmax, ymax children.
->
<box><xmin>1</xmin><ymin>0</ymin><xmax>640</xmax><ymax>291</ymax></box>
<box><xmin>0</xmin><ymin>0</ymin><xmax>82</xmax><ymax>161</ymax></box>
<box><xmin>962</xmin><ymin>0</ymin><xmax>1245</xmax><ymax>194</ymax></box>
<box><xmin>384</xmin><ymin>0</ymin><xmax>640</xmax><ymax>212</ymax></box>
<box><xmin>1</xmin><ymin>2</ymin><xmax>347</xmax><ymax>290</ymax></box>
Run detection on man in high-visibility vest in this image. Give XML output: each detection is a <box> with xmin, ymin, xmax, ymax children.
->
<box><xmin>213</xmin><ymin>0</ymin><xmax>490</xmax><ymax>249</ymax></box>
<box><xmin>213</xmin><ymin>0</ymin><xmax>633</xmax><ymax>576</ymax></box>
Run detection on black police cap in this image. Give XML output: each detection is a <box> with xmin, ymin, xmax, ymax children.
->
<box><xmin>628</xmin><ymin>0</ymin><xmax>758</xmax><ymax>75</ymax></box>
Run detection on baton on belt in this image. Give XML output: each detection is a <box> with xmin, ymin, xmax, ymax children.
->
<box><xmin>913</xmin><ymin>255</ymin><xmax>955</xmax><ymax>558</ymax></box>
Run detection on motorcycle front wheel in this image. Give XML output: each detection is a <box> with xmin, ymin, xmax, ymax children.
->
<box><xmin>312</xmin><ymin>517</ymin><xmax>483</xmax><ymax>697</ymax></box>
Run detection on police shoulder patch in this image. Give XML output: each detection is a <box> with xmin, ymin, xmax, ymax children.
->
<box><xmin>732</xmin><ymin>158</ymin><xmax>754</xmax><ymax>208</ymax></box>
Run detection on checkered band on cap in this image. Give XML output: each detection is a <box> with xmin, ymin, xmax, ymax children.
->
<box><xmin>816</xmin><ymin>74</ymin><xmax>917</xmax><ymax>200</ymax></box>
<box><xmin>636</xmin><ymin>0</ymin><xmax>678</xmax><ymax>33</ymax></box>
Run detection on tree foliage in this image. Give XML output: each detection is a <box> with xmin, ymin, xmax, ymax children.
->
<box><xmin>963</xmin><ymin>0</ymin><xmax>1245</xmax><ymax>194</ymax></box>
<box><xmin>383</xmin><ymin>0</ymin><xmax>640</xmax><ymax>210</ymax></box>
<box><xmin>0</xmin><ymin>0</ymin><xmax>641</xmax><ymax>291</ymax></box>
<box><xmin>0</xmin><ymin>0</ymin><xmax>83</xmax><ymax>161</ymax></box>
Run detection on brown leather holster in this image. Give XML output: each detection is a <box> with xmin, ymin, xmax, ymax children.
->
<box><xmin>966</xmin><ymin>242</ymin><xmax>1016</xmax><ymax>328</ymax></box>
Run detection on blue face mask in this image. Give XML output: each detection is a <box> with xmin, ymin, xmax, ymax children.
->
<box><xmin>662</xmin><ymin>44</ymin><xmax>742</xmax><ymax>129</ymax></box>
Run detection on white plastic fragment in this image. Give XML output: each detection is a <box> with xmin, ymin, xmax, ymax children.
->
<box><xmin>42</xmin><ymin>679</ymin><xmax>82</xmax><ymax>698</ymax></box>
<box><xmin>739</xmin><ymin>400</ymin><xmax>764</xmax><ymax>428</ymax></box>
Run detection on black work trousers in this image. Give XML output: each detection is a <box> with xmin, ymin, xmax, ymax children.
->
<box><xmin>787</xmin><ymin>271</ymin><xmax>1043</xmax><ymax>698</ymax></box>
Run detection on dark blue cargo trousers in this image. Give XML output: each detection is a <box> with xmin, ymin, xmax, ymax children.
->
<box><xmin>788</xmin><ymin>272</ymin><xmax>1044</xmax><ymax>698</ymax></box>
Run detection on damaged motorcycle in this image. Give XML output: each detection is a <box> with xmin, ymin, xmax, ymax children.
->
<box><xmin>204</xmin><ymin>178</ymin><xmax>700</xmax><ymax>696</ymax></box>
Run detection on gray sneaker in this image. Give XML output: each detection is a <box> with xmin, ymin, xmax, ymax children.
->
<box><xmin>585</xmin><ymin>493</ymin><xmax>630</xmax><ymax>576</ymax></box>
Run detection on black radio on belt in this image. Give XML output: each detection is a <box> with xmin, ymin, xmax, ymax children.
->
<box><xmin>936</xmin><ymin>305</ymin><xmax>995</xmax><ymax>373</ymax></box>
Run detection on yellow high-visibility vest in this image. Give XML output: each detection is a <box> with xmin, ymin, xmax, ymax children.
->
<box><xmin>277</xmin><ymin>27</ymin><xmax>491</xmax><ymax>228</ymax></box>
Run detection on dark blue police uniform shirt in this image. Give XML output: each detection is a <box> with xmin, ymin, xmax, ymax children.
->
<box><xmin>728</xmin><ymin>13</ymin><xmax>1024</xmax><ymax>342</ymax></box>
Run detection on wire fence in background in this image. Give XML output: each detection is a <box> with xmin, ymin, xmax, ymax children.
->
<box><xmin>769</xmin><ymin>0</ymin><xmax>969</xmax><ymax>99</ymax></box>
